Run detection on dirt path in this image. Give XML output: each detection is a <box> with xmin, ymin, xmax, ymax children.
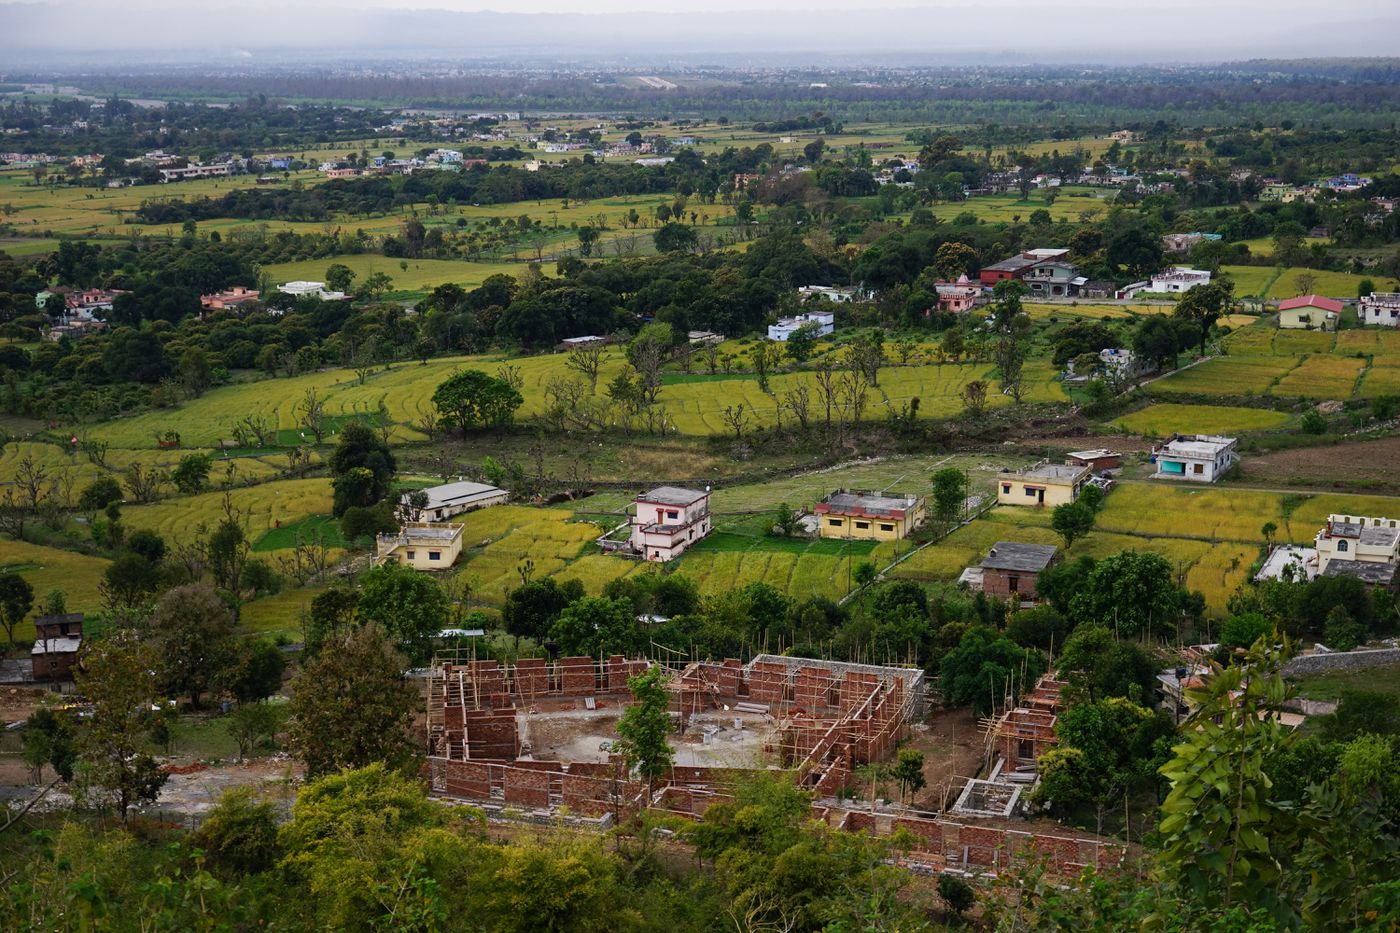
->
<box><xmin>906</xmin><ymin>707</ymin><xmax>986</xmax><ymax>812</ymax></box>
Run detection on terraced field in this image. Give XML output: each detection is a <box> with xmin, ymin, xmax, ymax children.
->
<box><xmin>0</xmin><ymin>538</ymin><xmax>111</xmax><ymax>639</ymax></box>
<box><xmin>1113</xmin><ymin>403</ymin><xmax>1292</xmax><ymax>437</ymax></box>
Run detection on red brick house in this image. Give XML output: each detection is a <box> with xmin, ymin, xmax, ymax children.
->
<box><xmin>979</xmin><ymin>542</ymin><xmax>1059</xmax><ymax>603</ymax></box>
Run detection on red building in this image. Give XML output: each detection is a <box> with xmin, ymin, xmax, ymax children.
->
<box><xmin>978</xmin><ymin>248</ymin><xmax>1071</xmax><ymax>287</ymax></box>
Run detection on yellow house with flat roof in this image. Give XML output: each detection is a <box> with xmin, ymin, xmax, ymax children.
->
<box><xmin>375</xmin><ymin>522</ymin><xmax>465</xmax><ymax>570</ymax></box>
<box><xmin>814</xmin><ymin>489</ymin><xmax>926</xmax><ymax>541</ymax></box>
<box><xmin>996</xmin><ymin>462</ymin><xmax>1090</xmax><ymax>508</ymax></box>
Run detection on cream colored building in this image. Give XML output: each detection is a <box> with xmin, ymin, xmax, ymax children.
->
<box><xmin>814</xmin><ymin>489</ymin><xmax>926</xmax><ymax>541</ymax></box>
<box><xmin>1315</xmin><ymin>514</ymin><xmax>1400</xmax><ymax>575</ymax></box>
<box><xmin>375</xmin><ymin>522</ymin><xmax>464</xmax><ymax>570</ymax></box>
<box><xmin>996</xmin><ymin>463</ymin><xmax>1090</xmax><ymax>508</ymax></box>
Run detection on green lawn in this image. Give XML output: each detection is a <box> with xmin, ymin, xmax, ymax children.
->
<box><xmin>253</xmin><ymin>514</ymin><xmax>346</xmax><ymax>552</ymax></box>
<box><xmin>1289</xmin><ymin>663</ymin><xmax>1400</xmax><ymax>702</ymax></box>
<box><xmin>1113</xmin><ymin>403</ymin><xmax>1292</xmax><ymax>437</ymax></box>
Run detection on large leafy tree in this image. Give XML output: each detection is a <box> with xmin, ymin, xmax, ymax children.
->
<box><xmin>329</xmin><ymin>420</ymin><xmax>397</xmax><ymax>516</ymax></box>
<box><xmin>0</xmin><ymin>570</ymin><xmax>33</xmax><ymax>649</ymax></box>
<box><xmin>930</xmin><ymin>467</ymin><xmax>968</xmax><ymax>528</ymax></box>
<box><xmin>1035</xmin><ymin>696</ymin><xmax>1173</xmax><ymax>833</ymax></box>
<box><xmin>73</xmin><ymin>633</ymin><xmax>168</xmax><ymax>822</ymax></box>
<box><xmin>432</xmin><ymin>369</ymin><xmax>524</xmax><ymax>434</ymax></box>
<box><xmin>286</xmin><ymin>624</ymin><xmax>417</xmax><ymax>778</ymax></box>
<box><xmin>145</xmin><ymin>583</ymin><xmax>237</xmax><ymax>708</ymax></box>
<box><xmin>1068</xmin><ymin>549</ymin><xmax>1189</xmax><ymax>637</ymax></box>
<box><xmin>1057</xmin><ymin>623</ymin><xmax>1161</xmax><ymax>704</ymax></box>
<box><xmin>1172</xmin><ymin>280</ymin><xmax>1234</xmax><ymax>355</ymax></box>
<box><xmin>939</xmin><ymin>625</ymin><xmax>1044</xmax><ymax>715</ymax></box>
<box><xmin>355</xmin><ymin>560</ymin><xmax>448</xmax><ymax>665</ymax></box>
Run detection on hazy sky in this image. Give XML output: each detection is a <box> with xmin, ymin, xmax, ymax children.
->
<box><xmin>0</xmin><ymin>0</ymin><xmax>1395</xmax><ymax>60</ymax></box>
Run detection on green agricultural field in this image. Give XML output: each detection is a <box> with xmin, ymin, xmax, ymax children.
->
<box><xmin>1217</xmin><ymin>266</ymin><xmax>1282</xmax><ymax>298</ymax></box>
<box><xmin>1264</xmin><ymin>268</ymin><xmax>1386</xmax><ymax>300</ymax></box>
<box><xmin>0</xmin><ymin>538</ymin><xmax>110</xmax><ymax>637</ymax></box>
<box><xmin>259</xmin><ymin>256</ymin><xmax>530</xmax><ymax>296</ymax></box>
<box><xmin>1113</xmin><ymin>403</ymin><xmax>1291</xmax><ymax>437</ymax></box>
<box><xmin>82</xmin><ymin>347</ymin><xmax>1067</xmax><ymax>448</ymax></box>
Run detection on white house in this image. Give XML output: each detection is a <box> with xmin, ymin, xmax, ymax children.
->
<box><xmin>1315</xmin><ymin>515</ymin><xmax>1400</xmax><ymax>572</ymax></box>
<box><xmin>159</xmin><ymin>161</ymin><xmax>233</xmax><ymax>182</ymax></box>
<box><xmin>768</xmin><ymin>310</ymin><xmax>835</xmax><ymax>341</ymax></box>
<box><xmin>1098</xmin><ymin>348</ymin><xmax>1151</xmax><ymax>379</ymax></box>
<box><xmin>1152</xmin><ymin>434</ymin><xmax>1238</xmax><ymax>483</ymax></box>
<box><xmin>629</xmin><ymin>486</ymin><xmax>712</xmax><ymax>561</ymax></box>
<box><xmin>797</xmin><ymin>285</ymin><xmax>859</xmax><ymax>303</ymax></box>
<box><xmin>1361</xmin><ymin>293</ymin><xmax>1400</xmax><ymax>328</ymax></box>
<box><xmin>1147</xmin><ymin>268</ymin><xmax>1212</xmax><ymax>294</ymax></box>
<box><xmin>277</xmin><ymin>281</ymin><xmax>347</xmax><ymax>301</ymax></box>
<box><xmin>400</xmin><ymin>481</ymin><xmax>508</xmax><ymax>522</ymax></box>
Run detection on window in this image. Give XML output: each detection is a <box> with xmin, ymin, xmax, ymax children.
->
<box><xmin>406</xmin><ymin>550</ymin><xmax>416</xmax><ymax>560</ymax></box>
<box><xmin>828</xmin><ymin>519</ymin><xmax>843</xmax><ymax>527</ymax></box>
<box><xmin>429</xmin><ymin>551</ymin><xmax>441</xmax><ymax>561</ymax></box>
<box><xmin>1025</xmin><ymin>487</ymin><xmax>1037</xmax><ymax>497</ymax></box>
<box><xmin>666</xmin><ymin>510</ymin><xmax>679</xmax><ymax>520</ymax></box>
<box><xmin>880</xmin><ymin>523</ymin><xmax>894</xmax><ymax>532</ymax></box>
<box><xmin>1002</xmin><ymin>484</ymin><xmax>1012</xmax><ymax>494</ymax></box>
<box><xmin>1338</xmin><ymin>539</ymin><xmax>1349</xmax><ymax>552</ymax></box>
<box><xmin>855</xmin><ymin>521</ymin><xmax>870</xmax><ymax>530</ymax></box>
<box><xmin>1193</xmin><ymin>463</ymin><xmax>1204</xmax><ymax>474</ymax></box>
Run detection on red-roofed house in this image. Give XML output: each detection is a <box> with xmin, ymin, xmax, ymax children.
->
<box><xmin>1277</xmin><ymin>295</ymin><xmax>1342</xmax><ymax>332</ymax></box>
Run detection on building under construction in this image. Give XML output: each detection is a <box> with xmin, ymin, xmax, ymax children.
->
<box><xmin>424</xmin><ymin>654</ymin><xmax>1122</xmax><ymax>878</ymax></box>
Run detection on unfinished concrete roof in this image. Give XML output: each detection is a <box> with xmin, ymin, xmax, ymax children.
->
<box><xmin>1161</xmin><ymin>435</ymin><xmax>1236</xmax><ymax>457</ymax></box>
<box><xmin>1066</xmin><ymin>448</ymin><xmax>1117</xmax><ymax>461</ymax></box>
<box><xmin>982</xmin><ymin>542</ymin><xmax>1058</xmax><ymax>572</ymax></box>
<box><xmin>638</xmin><ymin>486</ymin><xmax>708</xmax><ymax>506</ymax></box>
<box><xmin>1328</xmin><ymin>520</ymin><xmax>1400</xmax><ymax>548</ymax></box>
<box><xmin>818</xmin><ymin>490</ymin><xmax>920</xmax><ymax>516</ymax></box>
<box><xmin>1322</xmin><ymin>559</ymin><xmax>1397</xmax><ymax>585</ymax></box>
<box><xmin>1017</xmin><ymin>463</ymin><xmax>1087</xmax><ymax>483</ymax></box>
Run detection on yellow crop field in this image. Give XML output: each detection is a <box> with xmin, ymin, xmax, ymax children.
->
<box><xmin>1150</xmin><ymin>356</ymin><xmax>1294</xmax><ymax>396</ymax></box>
<box><xmin>1359</xmin><ymin>362</ymin><xmax>1400</xmax><ymax>397</ymax></box>
<box><xmin>451</xmin><ymin>506</ymin><xmax>602</xmax><ymax>603</ymax></box>
<box><xmin>0</xmin><ymin>538</ymin><xmax>110</xmax><ymax>637</ymax></box>
<box><xmin>121</xmin><ymin>478</ymin><xmax>333</xmax><ymax>549</ymax></box>
<box><xmin>1024</xmin><ymin>302</ymin><xmax>1172</xmax><ymax>321</ymax></box>
<box><xmin>1218</xmin><ymin>266</ymin><xmax>1280</xmax><ymax>298</ymax></box>
<box><xmin>1113</xmin><ymin>403</ymin><xmax>1291</xmax><ymax>437</ymax></box>
<box><xmin>1095</xmin><ymin>484</ymin><xmax>1285</xmax><ymax>542</ymax></box>
<box><xmin>239</xmin><ymin>584</ymin><xmax>326</xmax><ymax>638</ymax></box>
<box><xmin>1264</xmin><ymin>268</ymin><xmax>1381</xmax><ymax>300</ymax></box>
<box><xmin>1220</xmin><ymin>325</ymin><xmax>1277</xmax><ymax>355</ymax></box>
<box><xmin>1272</xmin><ymin>354</ymin><xmax>1364</xmax><ymax>398</ymax></box>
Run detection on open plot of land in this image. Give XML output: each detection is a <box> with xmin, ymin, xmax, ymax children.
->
<box><xmin>259</xmin><ymin>256</ymin><xmax>529</xmax><ymax>296</ymax></box>
<box><xmin>1112</xmin><ymin>403</ymin><xmax>1292</xmax><ymax>437</ymax></box>
<box><xmin>1024</xmin><ymin>301</ymin><xmax>1173</xmax><ymax>321</ymax></box>
<box><xmin>1272</xmin><ymin>354</ymin><xmax>1364</xmax><ymax>398</ymax></box>
<box><xmin>1289</xmin><ymin>662</ymin><xmax>1400</xmax><ymax>702</ymax></box>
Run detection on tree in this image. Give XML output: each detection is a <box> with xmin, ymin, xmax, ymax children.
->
<box><xmin>193</xmin><ymin>786</ymin><xmax>282</xmax><ymax>876</ymax></box>
<box><xmin>1132</xmin><ymin>314</ymin><xmax>1183</xmax><ymax>371</ymax></box>
<box><xmin>990</xmin><ymin>280</ymin><xmax>1030</xmax><ymax>401</ymax></box>
<box><xmin>959</xmin><ymin>378</ymin><xmax>987</xmax><ymax>417</ymax></box>
<box><xmin>785</xmin><ymin>321</ymin><xmax>820</xmax><ymax>363</ymax></box>
<box><xmin>938</xmin><ymin>874</ymin><xmax>976</xmax><ymax>921</ymax></box>
<box><xmin>1057</xmin><ymin>624</ymin><xmax>1160</xmax><ymax>704</ymax></box>
<box><xmin>1051</xmin><ymin>501</ymin><xmax>1095</xmax><ymax>549</ymax></box>
<box><xmin>773</xmin><ymin>502</ymin><xmax>800</xmax><ymax>537</ymax></box>
<box><xmin>361</xmin><ymin>271</ymin><xmax>393</xmax><ymax>299</ymax></box>
<box><xmin>325</xmin><ymin>263</ymin><xmax>356</xmax><ymax>294</ymax></box>
<box><xmin>146</xmin><ymin>583</ymin><xmax>237</xmax><ymax>708</ymax></box>
<box><xmin>101</xmin><ymin>552</ymin><xmax>159</xmax><ymax>610</ymax></box>
<box><xmin>0</xmin><ymin>571</ymin><xmax>33</xmax><ymax>649</ymax></box>
<box><xmin>207</xmin><ymin>517</ymin><xmax>251</xmax><ymax>598</ymax></box>
<box><xmin>73</xmin><ymin>632</ymin><xmax>168</xmax><ymax>822</ymax></box>
<box><xmin>171</xmin><ymin>452</ymin><xmax>212</xmax><ymax>494</ymax></box>
<box><xmin>1173</xmin><ymin>280</ymin><xmax>1234</xmax><ymax>356</ymax></box>
<box><xmin>221</xmin><ymin>638</ymin><xmax>286</xmax><ymax>705</ymax></box>
<box><xmin>1036</xmin><ymin>696</ymin><xmax>1172</xmax><ymax>833</ymax></box>
<box><xmin>126</xmin><ymin>528</ymin><xmax>166</xmax><ymax>564</ymax></box>
<box><xmin>78</xmin><ymin>476</ymin><xmax>123</xmax><ymax>513</ymax></box>
<box><xmin>286</xmin><ymin>624</ymin><xmax>417</xmax><ymax>778</ymax></box>
<box><xmin>654</xmin><ymin>221</ymin><xmax>697</xmax><ymax>253</ymax></box>
<box><xmin>1155</xmin><ymin>643</ymin><xmax>1301</xmax><ymax>921</ymax></box>
<box><xmin>356</xmin><ymin>560</ymin><xmax>449</xmax><ymax>665</ymax></box>
<box><xmin>940</xmin><ymin>625</ymin><xmax>1044</xmax><ymax>715</ymax></box>
<box><xmin>930</xmin><ymin>467</ymin><xmax>968</xmax><ymax>528</ymax></box>
<box><xmin>227</xmin><ymin>702</ymin><xmax>284</xmax><ymax>763</ymax></box>
<box><xmin>566</xmin><ymin>341</ymin><xmax>605</xmax><ymax>392</ymax></box>
<box><xmin>432</xmin><ymin>369</ymin><xmax>524</xmax><ymax>434</ymax></box>
<box><xmin>576</xmin><ymin>224</ymin><xmax>600</xmax><ymax>258</ymax></box>
<box><xmin>549</xmin><ymin>595</ymin><xmax>639</xmax><ymax>657</ymax></box>
<box><xmin>502</xmin><ymin>577</ymin><xmax>582</xmax><ymax>644</ymax></box>
<box><xmin>1068</xmin><ymin>550</ymin><xmax>1187</xmax><ymax>637</ymax></box>
<box><xmin>615</xmin><ymin>665</ymin><xmax>674</xmax><ymax>790</ymax></box>
<box><xmin>891</xmin><ymin>747</ymin><xmax>926</xmax><ymax>803</ymax></box>
<box><xmin>329</xmin><ymin>421</ymin><xmax>397</xmax><ymax>516</ymax></box>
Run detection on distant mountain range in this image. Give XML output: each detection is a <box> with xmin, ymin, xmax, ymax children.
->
<box><xmin>1</xmin><ymin>1</ymin><xmax>1398</xmax><ymax>66</ymax></box>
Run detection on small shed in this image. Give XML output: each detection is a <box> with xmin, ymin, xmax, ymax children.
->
<box><xmin>1065</xmin><ymin>448</ymin><xmax>1122</xmax><ymax>473</ymax></box>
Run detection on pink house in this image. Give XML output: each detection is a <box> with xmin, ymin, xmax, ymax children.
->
<box><xmin>200</xmin><ymin>286</ymin><xmax>261</xmax><ymax>311</ymax></box>
<box><xmin>934</xmin><ymin>274</ymin><xmax>980</xmax><ymax>313</ymax></box>
<box><xmin>629</xmin><ymin>486</ymin><xmax>711</xmax><ymax>561</ymax></box>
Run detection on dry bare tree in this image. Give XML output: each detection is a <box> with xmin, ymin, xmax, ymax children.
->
<box><xmin>565</xmin><ymin>342</ymin><xmax>606</xmax><ymax>392</ymax></box>
<box><xmin>297</xmin><ymin>387</ymin><xmax>327</xmax><ymax>444</ymax></box>
<box><xmin>782</xmin><ymin>385</ymin><xmax>812</xmax><ymax>432</ymax></box>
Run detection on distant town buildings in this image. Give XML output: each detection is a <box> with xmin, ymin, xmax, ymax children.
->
<box><xmin>159</xmin><ymin>162</ymin><xmax>233</xmax><ymax>182</ymax></box>
<box><xmin>277</xmin><ymin>281</ymin><xmax>347</xmax><ymax>301</ymax></box>
<box><xmin>200</xmin><ymin>286</ymin><xmax>261</xmax><ymax>311</ymax></box>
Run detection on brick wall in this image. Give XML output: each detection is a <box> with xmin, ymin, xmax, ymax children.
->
<box><xmin>895</xmin><ymin>816</ymin><xmax>943</xmax><ymax>852</ymax></box>
<box><xmin>514</xmin><ymin>658</ymin><xmax>549</xmax><ymax>696</ymax></box>
<box><xmin>982</xmin><ymin>567</ymin><xmax>1039</xmax><ymax>600</ymax></box>
<box><xmin>465</xmin><ymin>709</ymin><xmax>519</xmax><ymax>759</ymax></box>
<box><xmin>747</xmin><ymin>661</ymin><xmax>790</xmax><ymax>703</ymax></box>
<box><xmin>503</xmin><ymin>767</ymin><xmax>551</xmax><ymax>807</ymax></box>
<box><xmin>559</xmin><ymin>656</ymin><xmax>598</xmax><ymax>694</ymax></box>
<box><xmin>794</xmin><ymin>666</ymin><xmax>836</xmax><ymax>712</ymax></box>
<box><xmin>443</xmin><ymin>760</ymin><xmax>491</xmax><ymax>798</ymax></box>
